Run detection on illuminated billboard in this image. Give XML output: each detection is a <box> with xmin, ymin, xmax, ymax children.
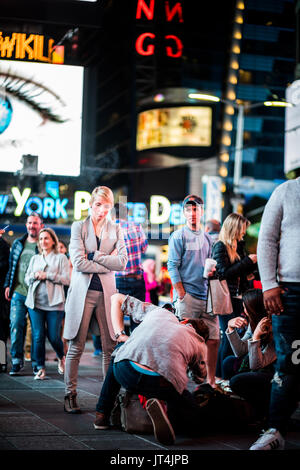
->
<box><xmin>0</xmin><ymin>60</ymin><xmax>83</xmax><ymax>176</ymax></box>
<box><xmin>285</xmin><ymin>80</ymin><xmax>300</xmax><ymax>176</ymax></box>
<box><xmin>136</xmin><ymin>106</ymin><xmax>212</xmax><ymax>151</ymax></box>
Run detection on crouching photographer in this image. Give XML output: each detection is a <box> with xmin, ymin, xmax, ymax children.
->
<box><xmin>94</xmin><ymin>293</ymin><xmax>209</xmax><ymax>446</ymax></box>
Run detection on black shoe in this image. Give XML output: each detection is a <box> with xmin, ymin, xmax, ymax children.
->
<box><xmin>145</xmin><ymin>398</ymin><xmax>175</xmax><ymax>445</ymax></box>
<box><xmin>64</xmin><ymin>393</ymin><xmax>81</xmax><ymax>414</ymax></box>
<box><xmin>33</xmin><ymin>366</ymin><xmax>39</xmax><ymax>375</ymax></box>
<box><xmin>9</xmin><ymin>364</ymin><xmax>24</xmax><ymax>376</ymax></box>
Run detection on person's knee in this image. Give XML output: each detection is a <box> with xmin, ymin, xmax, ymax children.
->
<box><xmin>229</xmin><ymin>374</ymin><xmax>244</xmax><ymax>395</ymax></box>
<box><xmin>10</xmin><ymin>309</ymin><xmax>26</xmax><ymax>329</ymax></box>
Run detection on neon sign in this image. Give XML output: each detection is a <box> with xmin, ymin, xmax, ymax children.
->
<box><xmin>135</xmin><ymin>0</ymin><xmax>184</xmax><ymax>58</ymax></box>
<box><xmin>0</xmin><ymin>32</ymin><xmax>62</xmax><ymax>64</ymax></box>
<box><xmin>10</xmin><ymin>187</ymin><xmax>68</xmax><ymax>219</ymax></box>
<box><xmin>0</xmin><ymin>188</ymin><xmax>186</xmax><ymax>226</ymax></box>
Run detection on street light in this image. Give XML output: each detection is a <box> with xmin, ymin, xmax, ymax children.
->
<box><xmin>188</xmin><ymin>93</ymin><xmax>292</xmax><ymax>208</ymax></box>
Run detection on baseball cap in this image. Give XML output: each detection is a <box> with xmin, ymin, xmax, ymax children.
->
<box><xmin>182</xmin><ymin>194</ymin><xmax>204</xmax><ymax>207</ymax></box>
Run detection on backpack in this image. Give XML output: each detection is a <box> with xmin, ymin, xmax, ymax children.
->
<box><xmin>110</xmin><ymin>390</ymin><xmax>153</xmax><ymax>434</ymax></box>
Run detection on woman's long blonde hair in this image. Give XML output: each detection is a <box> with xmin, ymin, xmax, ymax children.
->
<box><xmin>218</xmin><ymin>213</ymin><xmax>250</xmax><ymax>263</ymax></box>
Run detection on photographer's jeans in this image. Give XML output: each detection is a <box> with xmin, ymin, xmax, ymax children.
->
<box><xmin>10</xmin><ymin>292</ymin><xmax>29</xmax><ymax>365</ymax></box>
<box><xmin>269</xmin><ymin>282</ymin><xmax>300</xmax><ymax>435</ymax></box>
<box><xmin>96</xmin><ymin>345</ymin><xmax>203</xmax><ymax>429</ymax></box>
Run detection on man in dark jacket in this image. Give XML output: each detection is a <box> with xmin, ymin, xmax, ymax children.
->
<box><xmin>0</xmin><ymin>231</ymin><xmax>10</xmax><ymax>358</ymax></box>
<box><xmin>4</xmin><ymin>213</ymin><xmax>43</xmax><ymax>375</ymax></box>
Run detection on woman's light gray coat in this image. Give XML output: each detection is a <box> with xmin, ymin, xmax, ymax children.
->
<box><xmin>63</xmin><ymin>216</ymin><xmax>128</xmax><ymax>341</ymax></box>
<box><xmin>25</xmin><ymin>252</ymin><xmax>70</xmax><ymax>310</ymax></box>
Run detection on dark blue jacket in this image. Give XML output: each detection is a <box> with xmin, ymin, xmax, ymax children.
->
<box><xmin>4</xmin><ymin>234</ymin><xmax>38</xmax><ymax>297</ymax></box>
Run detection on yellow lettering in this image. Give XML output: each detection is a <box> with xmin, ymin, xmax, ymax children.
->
<box><xmin>19</xmin><ymin>33</ymin><xmax>35</xmax><ymax>59</ymax></box>
<box><xmin>34</xmin><ymin>34</ymin><xmax>39</xmax><ymax>60</ymax></box>
<box><xmin>38</xmin><ymin>35</ymin><xmax>50</xmax><ymax>62</ymax></box>
<box><xmin>48</xmin><ymin>39</ymin><xmax>54</xmax><ymax>62</ymax></box>
<box><xmin>0</xmin><ymin>31</ymin><xmax>55</xmax><ymax>62</ymax></box>
<box><xmin>150</xmin><ymin>195</ymin><xmax>171</xmax><ymax>224</ymax></box>
<box><xmin>15</xmin><ymin>33</ymin><xmax>20</xmax><ymax>58</ymax></box>
<box><xmin>0</xmin><ymin>32</ymin><xmax>17</xmax><ymax>58</ymax></box>
<box><xmin>74</xmin><ymin>191</ymin><xmax>91</xmax><ymax>220</ymax></box>
<box><xmin>11</xmin><ymin>187</ymin><xmax>31</xmax><ymax>217</ymax></box>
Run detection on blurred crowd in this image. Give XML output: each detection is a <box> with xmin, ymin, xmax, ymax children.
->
<box><xmin>1</xmin><ymin>178</ymin><xmax>299</xmax><ymax>450</ymax></box>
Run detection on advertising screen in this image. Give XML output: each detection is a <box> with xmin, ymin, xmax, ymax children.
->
<box><xmin>0</xmin><ymin>60</ymin><xmax>84</xmax><ymax>176</ymax></box>
<box><xmin>285</xmin><ymin>80</ymin><xmax>300</xmax><ymax>175</ymax></box>
<box><xmin>136</xmin><ymin>106</ymin><xmax>212</xmax><ymax>151</ymax></box>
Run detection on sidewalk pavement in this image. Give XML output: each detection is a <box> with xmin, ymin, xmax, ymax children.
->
<box><xmin>1</xmin><ymin>339</ymin><xmax>300</xmax><ymax>452</ymax></box>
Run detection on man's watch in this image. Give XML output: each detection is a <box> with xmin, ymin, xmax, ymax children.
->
<box><xmin>115</xmin><ymin>330</ymin><xmax>126</xmax><ymax>340</ymax></box>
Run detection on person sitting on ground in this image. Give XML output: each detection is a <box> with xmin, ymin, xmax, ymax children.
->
<box><xmin>224</xmin><ymin>288</ymin><xmax>276</xmax><ymax>377</ymax></box>
<box><xmin>93</xmin><ymin>293</ymin><xmax>209</xmax><ymax>446</ymax></box>
<box><xmin>223</xmin><ymin>289</ymin><xmax>276</xmax><ymax>422</ymax></box>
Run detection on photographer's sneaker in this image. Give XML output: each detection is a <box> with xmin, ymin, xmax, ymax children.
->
<box><xmin>146</xmin><ymin>398</ymin><xmax>175</xmax><ymax>446</ymax></box>
<box><xmin>94</xmin><ymin>412</ymin><xmax>109</xmax><ymax>430</ymax></box>
<box><xmin>250</xmin><ymin>428</ymin><xmax>285</xmax><ymax>450</ymax></box>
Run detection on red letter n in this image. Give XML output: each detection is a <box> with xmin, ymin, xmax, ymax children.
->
<box><xmin>136</xmin><ymin>0</ymin><xmax>155</xmax><ymax>20</ymax></box>
<box><xmin>165</xmin><ymin>1</ymin><xmax>184</xmax><ymax>23</ymax></box>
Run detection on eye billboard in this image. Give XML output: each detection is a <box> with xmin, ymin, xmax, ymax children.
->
<box><xmin>0</xmin><ymin>59</ymin><xmax>84</xmax><ymax>176</ymax></box>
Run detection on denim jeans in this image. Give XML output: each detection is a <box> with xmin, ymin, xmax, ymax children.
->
<box><xmin>96</xmin><ymin>345</ymin><xmax>204</xmax><ymax>430</ymax></box>
<box><xmin>10</xmin><ymin>292</ymin><xmax>33</xmax><ymax>365</ymax></box>
<box><xmin>268</xmin><ymin>282</ymin><xmax>300</xmax><ymax>435</ymax></box>
<box><xmin>216</xmin><ymin>297</ymin><xmax>243</xmax><ymax>378</ymax></box>
<box><xmin>28</xmin><ymin>308</ymin><xmax>64</xmax><ymax>369</ymax></box>
<box><xmin>92</xmin><ymin>335</ymin><xmax>102</xmax><ymax>351</ymax></box>
<box><xmin>116</xmin><ymin>277</ymin><xmax>146</xmax><ymax>331</ymax></box>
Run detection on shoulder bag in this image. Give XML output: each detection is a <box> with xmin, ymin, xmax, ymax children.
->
<box><xmin>206</xmin><ymin>278</ymin><xmax>233</xmax><ymax>315</ymax></box>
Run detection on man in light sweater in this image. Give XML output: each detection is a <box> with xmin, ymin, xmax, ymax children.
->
<box><xmin>167</xmin><ymin>195</ymin><xmax>219</xmax><ymax>388</ymax></box>
<box><xmin>250</xmin><ymin>177</ymin><xmax>300</xmax><ymax>451</ymax></box>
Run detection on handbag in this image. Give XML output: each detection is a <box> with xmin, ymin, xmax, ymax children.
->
<box><xmin>110</xmin><ymin>390</ymin><xmax>153</xmax><ymax>434</ymax></box>
<box><xmin>206</xmin><ymin>278</ymin><xmax>233</xmax><ymax>315</ymax></box>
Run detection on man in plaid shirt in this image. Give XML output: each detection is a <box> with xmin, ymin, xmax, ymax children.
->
<box><xmin>113</xmin><ymin>203</ymin><xmax>148</xmax><ymax>310</ymax></box>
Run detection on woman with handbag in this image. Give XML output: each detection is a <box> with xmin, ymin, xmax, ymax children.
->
<box><xmin>212</xmin><ymin>213</ymin><xmax>257</xmax><ymax>379</ymax></box>
<box><xmin>25</xmin><ymin>228</ymin><xmax>70</xmax><ymax>380</ymax></box>
<box><xmin>63</xmin><ymin>186</ymin><xmax>128</xmax><ymax>414</ymax></box>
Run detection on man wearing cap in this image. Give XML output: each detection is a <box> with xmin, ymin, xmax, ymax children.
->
<box><xmin>167</xmin><ymin>194</ymin><xmax>219</xmax><ymax>388</ymax></box>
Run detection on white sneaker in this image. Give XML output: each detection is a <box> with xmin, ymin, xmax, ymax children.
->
<box><xmin>250</xmin><ymin>428</ymin><xmax>285</xmax><ymax>450</ymax></box>
<box><xmin>58</xmin><ymin>356</ymin><xmax>65</xmax><ymax>375</ymax></box>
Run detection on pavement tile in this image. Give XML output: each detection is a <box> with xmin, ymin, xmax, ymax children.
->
<box><xmin>78</xmin><ymin>431</ymin><xmax>165</xmax><ymax>451</ymax></box>
<box><xmin>0</xmin><ymin>394</ymin><xmax>23</xmax><ymax>412</ymax></box>
<box><xmin>0</xmin><ymin>389</ymin><xmax>60</xmax><ymax>405</ymax></box>
<box><xmin>5</xmin><ymin>435</ymin><xmax>93</xmax><ymax>450</ymax></box>
<box><xmin>0</xmin><ymin>413</ymin><xmax>65</xmax><ymax>436</ymax></box>
<box><xmin>0</xmin><ymin>437</ymin><xmax>16</xmax><ymax>450</ymax></box>
<box><xmin>2</xmin><ymin>340</ymin><xmax>300</xmax><ymax>451</ymax></box>
<box><xmin>0</xmin><ymin>375</ymin><xmax>30</xmax><ymax>390</ymax></box>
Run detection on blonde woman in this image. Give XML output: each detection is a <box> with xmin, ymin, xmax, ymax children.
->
<box><xmin>212</xmin><ymin>213</ymin><xmax>257</xmax><ymax>379</ymax></box>
<box><xmin>25</xmin><ymin>228</ymin><xmax>70</xmax><ymax>380</ymax></box>
<box><xmin>63</xmin><ymin>186</ymin><xmax>128</xmax><ymax>414</ymax></box>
